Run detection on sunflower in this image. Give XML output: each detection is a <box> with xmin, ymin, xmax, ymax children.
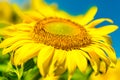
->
<box><xmin>0</xmin><ymin>1</ymin><xmax>13</xmax><ymax>21</ymax></box>
<box><xmin>0</xmin><ymin>0</ymin><xmax>118</xmax><ymax>80</ymax></box>
<box><xmin>90</xmin><ymin>59</ymin><xmax>120</xmax><ymax>80</ymax></box>
<box><xmin>0</xmin><ymin>1</ymin><xmax>22</xmax><ymax>25</ymax></box>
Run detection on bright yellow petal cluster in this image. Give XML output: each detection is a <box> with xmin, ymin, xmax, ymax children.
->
<box><xmin>90</xmin><ymin>59</ymin><xmax>120</xmax><ymax>80</ymax></box>
<box><xmin>0</xmin><ymin>0</ymin><xmax>118</xmax><ymax>80</ymax></box>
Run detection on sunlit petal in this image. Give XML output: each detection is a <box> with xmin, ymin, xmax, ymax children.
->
<box><xmin>79</xmin><ymin>6</ymin><xmax>98</xmax><ymax>25</ymax></box>
<box><xmin>37</xmin><ymin>46</ymin><xmax>55</xmax><ymax>77</ymax></box>
<box><xmin>86</xmin><ymin>18</ymin><xmax>113</xmax><ymax>28</ymax></box>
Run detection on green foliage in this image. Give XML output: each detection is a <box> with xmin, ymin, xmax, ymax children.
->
<box><xmin>2</xmin><ymin>71</ymin><xmax>18</xmax><ymax>80</ymax></box>
<box><xmin>23</xmin><ymin>59</ymin><xmax>36</xmax><ymax>71</ymax></box>
<box><xmin>0</xmin><ymin>52</ymin><xmax>41</xmax><ymax>80</ymax></box>
<box><xmin>23</xmin><ymin>66</ymin><xmax>40</xmax><ymax>80</ymax></box>
<box><xmin>59</xmin><ymin>67</ymin><xmax>93</xmax><ymax>80</ymax></box>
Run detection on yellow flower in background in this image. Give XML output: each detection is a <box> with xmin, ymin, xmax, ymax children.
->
<box><xmin>0</xmin><ymin>2</ymin><xmax>14</xmax><ymax>23</ymax></box>
<box><xmin>90</xmin><ymin>59</ymin><xmax>120</xmax><ymax>80</ymax></box>
<box><xmin>0</xmin><ymin>2</ymin><xmax>12</xmax><ymax>20</ymax></box>
<box><xmin>0</xmin><ymin>1</ymin><xmax>21</xmax><ymax>24</ymax></box>
<box><xmin>0</xmin><ymin>0</ymin><xmax>118</xmax><ymax>79</ymax></box>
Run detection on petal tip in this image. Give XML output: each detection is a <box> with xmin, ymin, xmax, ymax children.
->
<box><xmin>113</xmin><ymin>25</ymin><xmax>119</xmax><ymax>31</ymax></box>
<box><xmin>91</xmin><ymin>6</ymin><xmax>98</xmax><ymax>12</ymax></box>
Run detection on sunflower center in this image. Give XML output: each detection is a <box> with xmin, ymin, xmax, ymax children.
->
<box><xmin>44</xmin><ymin>19</ymin><xmax>81</xmax><ymax>35</ymax></box>
<box><xmin>33</xmin><ymin>17</ymin><xmax>92</xmax><ymax>50</ymax></box>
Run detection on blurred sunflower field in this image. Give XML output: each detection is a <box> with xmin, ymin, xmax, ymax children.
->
<box><xmin>0</xmin><ymin>0</ymin><xmax>120</xmax><ymax>80</ymax></box>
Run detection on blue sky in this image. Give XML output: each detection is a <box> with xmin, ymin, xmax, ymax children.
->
<box><xmin>10</xmin><ymin>0</ymin><xmax>120</xmax><ymax>57</ymax></box>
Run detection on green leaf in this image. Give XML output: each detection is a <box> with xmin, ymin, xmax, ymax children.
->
<box><xmin>71</xmin><ymin>69</ymin><xmax>87</xmax><ymax>80</ymax></box>
<box><xmin>23</xmin><ymin>59</ymin><xmax>36</xmax><ymax>71</ymax></box>
<box><xmin>0</xmin><ymin>77</ymin><xmax>8</xmax><ymax>80</ymax></box>
<box><xmin>2</xmin><ymin>71</ymin><xmax>18</xmax><ymax>80</ymax></box>
<box><xmin>72</xmin><ymin>67</ymin><xmax>93</xmax><ymax>80</ymax></box>
<box><xmin>0</xmin><ymin>52</ymin><xmax>10</xmax><ymax>64</ymax></box>
<box><xmin>0</xmin><ymin>64</ymin><xmax>8</xmax><ymax>72</ymax></box>
<box><xmin>59</xmin><ymin>67</ymin><xmax>93</xmax><ymax>80</ymax></box>
<box><xmin>23</xmin><ymin>66</ymin><xmax>41</xmax><ymax>80</ymax></box>
<box><xmin>59</xmin><ymin>71</ymin><xmax>68</xmax><ymax>80</ymax></box>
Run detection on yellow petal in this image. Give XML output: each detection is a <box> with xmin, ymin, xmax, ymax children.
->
<box><xmin>25</xmin><ymin>10</ymin><xmax>45</xmax><ymax>20</ymax></box>
<box><xmin>55</xmin><ymin>10</ymin><xmax>83</xmax><ymax>22</ymax></box>
<box><xmin>89</xmin><ymin>25</ymin><xmax>118</xmax><ymax>35</ymax></box>
<box><xmin>0</xmin><ymin>20</ymin><xmax>12</xmax><ymax>26</ymax></box>
<box><xmin>41</xmin><ymin>75</ymin><xmax>59</xmax><ymax>80</ymax></box>
<box><xmin>0</xmin><ymin>25</ymin><xmax>18</xmax><ymax>36</ymax></box>
<box><xmin>72</xmin><ymin>50</ymin><xmax>87</xmax><ymax>72</ymax></box>
<box><xmin>68</xmin><ymin>75</ymin><xmax>72</xmax><ymax>80</ymax></box>
<box><xmin>79</xmin><ymin>49</ymin><xmax>101</xmax><ymax>74</ymax></box>
<box><xmin>92</xmin><ymin>35</ymin><xmax>112</xmax><ymax>45</ymax></box>
<box><xmin>79</xmin><ymin>49</ymin><xmax>91</xmax><ymax>60</ymax></box>
<box><xmin>99</xmin><ymin>60</ymin><xmax>107</xmax><ymax>73</ymax></box>
<box><xmin>101</xmin><ymin>36</ymin><xmax>112</xmax><ymax>45</ymax></box>
<box><xmin>81</xmin><ymin>47</ymin><xmax>100</xmax><ymax>73</ymax></box>
<box><xmin>79</xmin><ymin>49</ymin><xmax>98</xmax><ymax>73</ymax></box>
<box><xmin>49</xmin><ymin>3</ymin><xmax>58</xmax><ymax>10</ymax></box>
<box><xmin>31</xmin><ymin>0</ymin><xmax>55</xmax><ymax>17</ymax></box>
<box><xmin>53</xmin><ymin>49</ymin><xmax>66</xmax><ymax>65</ymax></box>
<box><xmin>92</xmin><ymin>45</ymin><xmax>110</xmax><ymax>66</ymax></box>
<box><xmin>13</xmin><ymin>4</ymin><xmax>33</xmax><ymax>22</ymax></box>
<box><xmin>66</xmin><ymin>51</ymin><xmax>76</xmax><ymax>74</ymax></box>
<box><xmin>97</xmin><ymin>42</ymin><xmax>117</xmax><ymax>64</ymax></box>
<box><xmin>0</xmin><ymin>36</ymin><xmax>29</xmax><ymax>48</ymax></box>
<box><xmin>2</xmin><ymin>40</ymin><xmax>33</xmax><ymax>55</ymax></box>
<box><xmin>86</xmin><ymin>18</ymin><xmax>113</xmax><ymax>28</ymax></box>
<box><xmin>14</xmin><ymin>43</ymin><xmax>43</xmax><ymax>65</ymax></box>
<box><xmin>51</xmin><ymin>50</ymin><xmax>66</xmax><ymax>75</ymax></box>
<box><xmin>13</xmin><ymin>23</ymin><xmax>34</xmax><ymax>31</ymax></box>
<box><xmin>4</xmin><ymin>32</ymin><xmax>29</xmax><ymax>37</ymax></box>
<box><xmin>1</xmin><ymin>24</ymin><xmax>31</xmax><ymax>36</ymax></box>
<box><xmin>80</xmin><ymin>6</ymin><xmax>98</xmax><ymax>25</ymax></box>
<box><xmin>37</xmin><ymin>46</ymin><xmax>55</xmax><ymax>77</ymax></box>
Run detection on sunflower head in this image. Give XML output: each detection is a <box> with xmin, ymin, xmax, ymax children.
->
<box><xmin>33</xmin><ymin>17</ymin><xmax>92</xmax><ymax>50</ymax></box>
<box><xmin>0</xmin><ymin>0</ymin><xmax>118</xmax><ymax>80</ymax></box>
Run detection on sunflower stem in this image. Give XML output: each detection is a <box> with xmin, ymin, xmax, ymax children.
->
<box><xmin>15</xmin><ymin>64</ymin><xmax>24</xmax><ymax>80</ymax></box>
